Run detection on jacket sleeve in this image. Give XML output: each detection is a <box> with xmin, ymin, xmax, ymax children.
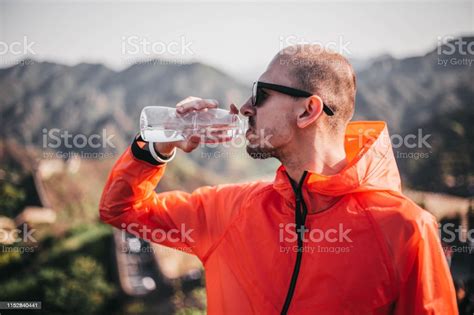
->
<box><xmin>99</xmin><ymin>140</ymin><xmax>257</xmax><ymax>261</ymax></box>
<box><xmin>393</xmin><ymin>210</ymin><xmax>458</xmax><ymax>315</ymax></box>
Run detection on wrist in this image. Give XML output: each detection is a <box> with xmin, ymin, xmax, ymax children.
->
<box><xmin>149</xmin><ymin>142</ymin><xmax>177</xmax><ymax>163</ymax></box>
<box><xmin>153</xmin><ymin>142</ymin><xmax>176</xmax><ymax>157</ymax></box>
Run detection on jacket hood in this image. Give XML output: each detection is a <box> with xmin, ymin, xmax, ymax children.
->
<box><xmin>273</xmin><ymin>121</ymin><xmax>401</xmax><ymax>197</ymax></box>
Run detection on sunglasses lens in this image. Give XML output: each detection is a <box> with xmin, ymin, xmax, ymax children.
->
<box><xmin>252</xmin><ymin>82</ymin><xmax>258</xmax><ymax>106</ymax></box>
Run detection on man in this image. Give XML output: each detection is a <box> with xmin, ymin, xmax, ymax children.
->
<box><xmin>100</xmin><ymin>45</ymin><xmax>458</xmax><ymax>314</ymax></box>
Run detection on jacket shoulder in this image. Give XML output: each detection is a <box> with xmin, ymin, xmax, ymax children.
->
<box><xmin>353</xmin><ymin>191</ymin><xmax>440</xmax><ymax>277</ymax></box>
<box><xmin>352</xmin><ymin>191</ymin><xmax>438</xmax><ymax>254</ymax></box>
<box><xmin>353</xmin><ymin>190</ymin><xmax>437</xmax><ymax>231</ymax></box>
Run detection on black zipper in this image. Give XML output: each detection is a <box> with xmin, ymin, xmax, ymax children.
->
<box><xmin>280</xmin><ymin>171</ymin><xmax>309</xmax><ymax>315</ymax></box>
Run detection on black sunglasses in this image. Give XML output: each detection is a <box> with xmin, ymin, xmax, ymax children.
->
<box><xmin>252</xmin><ymin>81</ymin><xmax>335</xmax><ymax>116</ymax></box>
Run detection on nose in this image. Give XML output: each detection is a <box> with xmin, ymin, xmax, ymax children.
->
<box><xmin>240</xmin><ymin>97</ymin><xmax>256</xmax><ymax>117</ymax></box>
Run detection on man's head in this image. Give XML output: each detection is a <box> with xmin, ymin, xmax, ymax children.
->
<box><xmin>240</xmin><ymin>44</ymin><xmax>356</xmax><ymax>160</ymax></box>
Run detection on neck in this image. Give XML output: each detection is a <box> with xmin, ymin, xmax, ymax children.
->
<box><xmin>280</xmin><ymin>131</ymin><xmax>347</xmax><ymax>183</ymax></box>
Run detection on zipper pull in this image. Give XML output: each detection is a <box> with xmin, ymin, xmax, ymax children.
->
<box><xmin>295</xmin><ymin>193</ymin><xmax>302</xmax><ymax>203</ymax></box>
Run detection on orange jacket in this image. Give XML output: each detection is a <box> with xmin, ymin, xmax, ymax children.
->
<box><xmin>100</xmin><ymin>121</ymin><xmax>458</xmax><ymax>315</ymax></box>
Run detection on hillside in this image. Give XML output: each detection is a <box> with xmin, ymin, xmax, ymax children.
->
<box><xmin>0</xmin><ymin>36</ymin><xmax>473</xmax><ymax>195</ymax></box>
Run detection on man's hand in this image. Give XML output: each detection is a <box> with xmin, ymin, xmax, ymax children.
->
<box><xmin>153</xmin><ymin>97</ymin><xmax>239</xmax><ymax>156</ymax></box>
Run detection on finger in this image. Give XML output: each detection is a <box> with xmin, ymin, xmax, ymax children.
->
<box><xmin>178</xmin><ymin>99</ymin><xmax>219</xmax><ymax>115</ymax></box>
<box><xmin>188</xmin><ymin>134</ymin><xmax>201</xmax><ymax>142</ymax></box>
<box><xmin>181</xmin><ymin>134</ymin><xmax>201</xmax><ymax>152</ymax></box>
<box><xmin>176</xmin><ymin>96</ymin><xmax>201</xmax><ymax>114</ymax></box>
<box><xmin>229</xmin><ymin>103</ymin><xmax>239</xmax><ymax>114</ymax></box>
<box><xmin>195</xmin><ymin>99</ymin><xmax>218</xmax><ymax>111</ymax></box>
<box><xmin>177</xmin><ymin>96</ymin><xmax>200</xmax><ymax>108</ymax></box>
<box><xmin>204</xmin><ymin>99</ymin><xmax>219</xmax><ymax>107</ymax></box>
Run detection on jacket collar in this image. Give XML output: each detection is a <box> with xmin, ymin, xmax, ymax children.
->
<box><xmin>273</xmin><ymin>121</ymin><xmax>401</xmax><ymax>201</ymax></box>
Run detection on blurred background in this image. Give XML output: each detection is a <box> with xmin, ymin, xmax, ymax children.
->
<box><xmin>0</xmin><ymin>0</ymin><xmax>473</xmax><ymax>314</ymax></box>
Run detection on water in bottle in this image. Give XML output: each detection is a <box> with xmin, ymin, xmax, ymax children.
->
<box><xmin>140</xmin><ymin>106</ymin><xmax>247</xmax><ymax>143</ymax></box>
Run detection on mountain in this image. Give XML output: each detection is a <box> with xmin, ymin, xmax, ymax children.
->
<box><xmin>353</xmin><ymin>36</ymin><xmax>474</xmax><ymax>196</ymax></box>
<box><xmin>0</xmin><ymin>60</ymin><xmax>249</xmax><ymax>153</ymax></box>
<box><xmin>354</xmin><ymin>36</ymin><xmax>474</xmax><ymax>133</ymax></box>
<box><xmin>0</xmin><ymin>36</ymin><xmax>472</xmax><ymax>196</ymax></box>
<box><xmin>397</xmin><ymin>102</ymin><xmax>474</xmax><ymax>196</ymax></box>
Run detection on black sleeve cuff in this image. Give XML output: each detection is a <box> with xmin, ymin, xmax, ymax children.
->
<box><xmin>130</xmin><ymin>134</ymin><xmax>164</xmax><ymax>166</ymax></box>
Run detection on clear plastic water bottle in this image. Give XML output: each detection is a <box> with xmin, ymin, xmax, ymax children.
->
<box><xmin>140</xmin><ymin>106</ymin><xmax>247</xmax><ymax>143</ymax></box>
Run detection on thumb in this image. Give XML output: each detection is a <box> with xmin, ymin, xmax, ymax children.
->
<box><xmin>229</xmin><ymin>103</ymin><xmax>239</xmax><ymax>114</ymax></box>
<box><xmin>179</xmin><ymin>134</ymin><xmax>201</xmax><ymax>153</ymax></box>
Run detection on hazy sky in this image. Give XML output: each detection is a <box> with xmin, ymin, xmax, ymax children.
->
<box><xmin>0</xmin><ymin>0</ymin><xmax>472</xmax><ymax>80</ymax></box>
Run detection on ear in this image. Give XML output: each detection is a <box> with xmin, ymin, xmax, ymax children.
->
<box><xmin>296</xmin><ymin>95</ymin><xmax>324</xmax><ymax>128</ymax></box>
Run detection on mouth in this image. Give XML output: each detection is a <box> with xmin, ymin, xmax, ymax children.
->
<box><xmin>245</xmin><ymin>128</ymin><xmax>254</xmax><ymax>140</ymax></box>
